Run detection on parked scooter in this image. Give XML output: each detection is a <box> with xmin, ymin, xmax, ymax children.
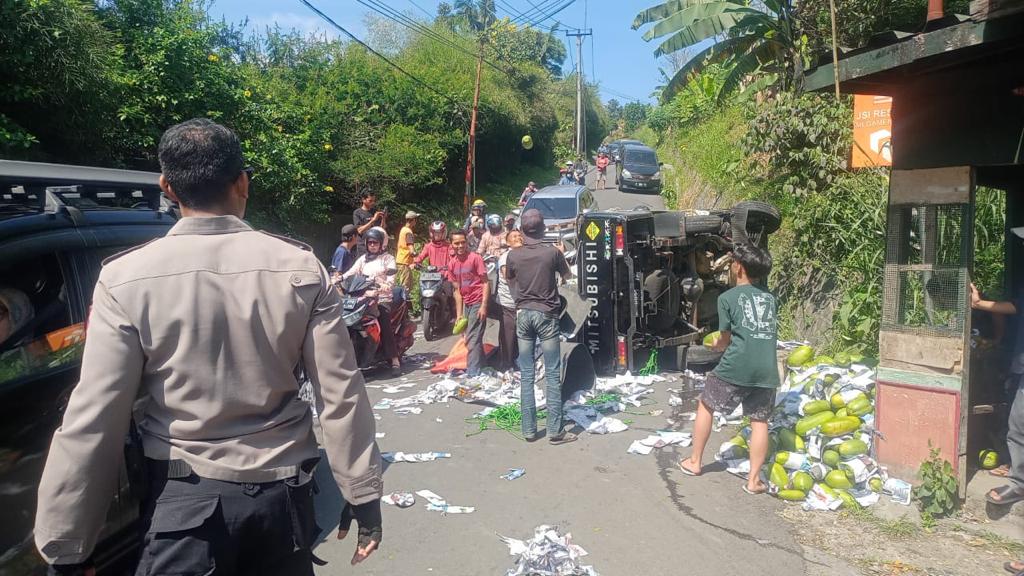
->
<box><xmin>338</xmin><ymin>274</ymin><xmax>416</xmax><ymax>370</ymax></box>
<box><xmin>418</xmin><ymin>265</ymin><xmax>454</xmax><ymax>341</ymax></box>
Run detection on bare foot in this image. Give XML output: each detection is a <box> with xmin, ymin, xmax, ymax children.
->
<box><xmin>989</xmin><ymin>464</ymin><xmax>1010</xmax><ymax>477</ymax></box>
<box><xmin>743</xmin><ymin>481</ymin><xmax>768</xmax><ymax>495</ymax></box>
<box><xmin>678</xmin><ymin>458</ymin><xmax>701</xmax><ymax>476</ymax></box>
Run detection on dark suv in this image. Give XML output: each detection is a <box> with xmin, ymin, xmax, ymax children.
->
<box><xmin>618</xmin><ymin>144</ymin><xmax>663</xmax><ymax>194</ymax></box>
<box><xmin>0</xmin><ymin>160</ymin><xmax>177</xmax><ymax>574</ymax></box>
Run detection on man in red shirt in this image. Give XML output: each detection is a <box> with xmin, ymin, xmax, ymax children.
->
<box><xmin>596</xmin><ymin>152</ymin><xmax>610</xmax><ymax>189</ymax></box>
<box><xmin>448</xmin><ymin>229</ymin><xmax>489</xmax><ymax>377</ymax></box>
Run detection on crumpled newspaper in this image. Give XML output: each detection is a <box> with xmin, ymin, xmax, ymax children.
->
<box><xmin>563</xmin><ymin>405</ymin><xmax>628</xmax><ymax>434</ymax></box>
<box><xmin>416</xmin><ymin>489</ymin><xmax>475</xmax><ymax>514</ymax></box>
<box><xmin>382</xmin><ymin>451</ymin><xmax>450</xmax><ymax>463</ymax></box>
<box><xmin>499</xmin><ymin>525</ymin><xmax>599</xmax><ymax>576</ymax></box>
<box><xmin>627</xmin><ymin>431</ymin><xmax>692</xmax><ymax>455</ymax></box>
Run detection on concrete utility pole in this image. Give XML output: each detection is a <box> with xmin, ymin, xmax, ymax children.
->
<box><xmin>565</xmin><ymin>29</ymin><xmax>592</xmax><ymax>157</ymax></box>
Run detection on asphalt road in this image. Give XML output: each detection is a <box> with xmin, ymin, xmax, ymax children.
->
<box><xmin>310</xmin><ymin>177</ymin><xmax>856</xmax><ymax>575</ymax></box>
<box><xmin>587</xmin><ymin>164</ymin><xmax>667</xmax><ymax>212</ymax></box>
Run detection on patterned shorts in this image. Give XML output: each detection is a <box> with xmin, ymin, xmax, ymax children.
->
<box><xmin>700</xmin><ymin>372</ymin><xmax>775</xmax><ymax>421</ymax></box>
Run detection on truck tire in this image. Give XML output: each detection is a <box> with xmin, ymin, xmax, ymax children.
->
<box><xmin>684</xmin><ymin>214</ymin><xmax>724</xmax><ymax>235</ymax></box>
<box><xmin>733</xmin><ymin>201</ymin><xmax>781</xmax><ymax>234</ymax></box>
<box><xmin>686</xmin><ymin>345</ymin><xmax>723</xmax><ymax>373</ymax></box>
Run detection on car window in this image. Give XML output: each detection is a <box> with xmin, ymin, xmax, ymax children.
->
<box><xmin>580</xmin><ymin>192</ymin><xmax>594</xmax><ymax>210</ymax></box>
<box><xmin>525</xmin><ymin>197</ymin><xmax>577</xmax><ymax>220</ymax></box>
<box><xmin>625</xmin><ymin>149</ymin><xmax>658</xmax><ymax>166</ymax></box>
<box><xmin>0</xmin><ymin>254</ymin><xmax>82</xmax><ymax>387</ymax></box>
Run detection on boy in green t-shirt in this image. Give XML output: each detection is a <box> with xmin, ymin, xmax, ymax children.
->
<box><xmin>679</xmin><ymin>243</ymin><xmax>780</xmax><ymax>495</ymax></box>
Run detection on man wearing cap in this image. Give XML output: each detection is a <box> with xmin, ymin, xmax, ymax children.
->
<box><xmin>395</xmin><ymin>211</ymin><xmax>420</xmax><ymax>295</ymax></box>
<box><xmin>506</xmin><ymin>208</ymin><xmax>574</xmax><ymax>444</ymax></box>
<box><xmin>332</xmin><ymin>223</ymin><xmax>359</xmax><ymax>277</ymax></box>
<box><xmin>34</xmin><ymin>119</ymin><xmax>383</xmax><ymax>575</ymax></box>
<box><xmin>971</xmin><ymin>225</ymin><xmax>1024</xmax><ymax>514</ymax></box>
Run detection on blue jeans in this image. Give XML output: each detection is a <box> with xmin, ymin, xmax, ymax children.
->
<box><xmin>517</xmin><ymin>309</ymin><xmax>562</xmax><ymax>437</ymax></box>
<box><xmin>464</xmin><ymin>302</ymin><xmax>485</xmax><ymax>377</ymax></box>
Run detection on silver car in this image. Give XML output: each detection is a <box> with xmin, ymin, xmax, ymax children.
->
<box><xmin>519</xmin><ymin>184</ymin><xmax>597</xmax><ymax>243</ymax></box>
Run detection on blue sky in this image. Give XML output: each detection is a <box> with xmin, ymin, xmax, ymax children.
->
<box><xmin>211</xmin><ymin>0</ymin><xmax>680</xmax><ymax>104</ymax></box>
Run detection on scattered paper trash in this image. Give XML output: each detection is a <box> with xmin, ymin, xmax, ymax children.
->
<box><xmin>499</xmin><ymin>525</ymin><xmax>598</xmax><ymax>576</ymax></box>
<box><xmin>501</xmin><ymin>468</ymin><xmax>526</xmax><ymax>481</ymax></box>
<box><xmin>375</xmin><ymin>432</ymin><xmax>386</xmax><ymax>438</ymax></box>
<box><xmin>416</xmin><ymin>489</ymin><xmax>475</xmax><ymax>514</ymax></box>
<box><xmin>649</xmin><ymin>409</ymin><xmax>664</xmax><ymax>416</ymax></box>
<box><xmin>382</xmin><ymin>451</ymin><xmax>451</xmax><ymax>463</ymax></box>
<box><xmin>436</xmin><ymin>417</ymin><xmax>444</xmax><ymax>423</ymax></box>
<box><xmin>394</xmin><ymin>407</ymin><xmax>423</xmax><ymax>415</ymax></box>
<box><xmin>668</xmin><ymin>395</ymin><xmax>683</xmax><ymax>407</ymax></box>
<box><xmin>627</xmin><ymin>430</ymin><xmax>692</xmax><ymax>455</ymax></box>
<box><xmin>382</xmin><ymin>492</ymin><xmax>415</xmax><ymax>508</ymax></box>
<box><xmin>883</xmin><ymin>478</ymin><xmax>913</xmax><ymax>506</ymax></box>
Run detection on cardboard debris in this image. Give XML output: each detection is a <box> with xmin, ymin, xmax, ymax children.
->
<box><xmin>499</xmin><ymin>525</ymin><xmax>598</xmax><ymax>576</ymax></box>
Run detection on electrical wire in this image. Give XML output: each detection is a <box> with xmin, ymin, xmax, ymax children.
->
<box><xmin>514</xmin><ymin>0</ymin><xmax>572</xmax><ymax>26</ymax></box>
<box><xmin>299</xmin><ymin>0</ymin><xmax>468</xmax><ymax>114</ymax></box>
<box><xmin>358</xmin><ymin>0</ymin><xmax>509</xmax><ymax>75</ymax></box>
<box><xmin>405</xmin><ymin>0</ymin><xmax>433</xmax><ymax>18</ymax></box>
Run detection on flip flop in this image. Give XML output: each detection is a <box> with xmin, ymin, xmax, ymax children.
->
<box><xmin>986</xmin><ymin>484</ymin><xmax>1024</xmax><ymax>506</ymax></box>
<box><xmin>990</xmin><ymin>464</ymin><xmax>1011</xmax><ymax>478</ymax></box>
<box><xmin>1003</xmin><ymin>560</ymin><xmax>1024</xmax><ymax>574</ymax></box>
<box><xmin>742</xmin><ymin>485</ymin><xmax>768</xmax><ymax>496</ymax></box>
<box><xmin>548</xmin><ymin>432</ymin><xmax>577</xmax><ymax>446</ymax></box>
<box><xmin>678</xmin><ymin>460</ymin><xmax>700</xmax><ymax>477</ymax></box>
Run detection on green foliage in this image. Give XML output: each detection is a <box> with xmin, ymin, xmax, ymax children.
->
<box><xmin>623</xmin><ymin>102</ymin><xmax>651</xmax><ymax>133</ymax></box>
<box><xmin>795</xmin><ymin>0</ymin><xmax>972</xmax><ymax>58</ymax></box>
<box><xmin>744</xmin><ymin>91</ymin><xmax>851</xmax><ymax>197</ymax></box>
<box><xmin>0</xmin><ymin>0</ymin><xmax>588</xmax><ymax>236</ymax></box>
<box><xmin>914</xmin><ymin>445</ymin><xmax>960</xmax><ymax>518</ymax></box>
<box><xmin>632</xmin><ymin>0</ymin><xmax>804</xmax><ymax>101</ymax></box>
<box><xmin>973</xmin><ymin>187</ymin><xmax>1007</xmax><ymax>300</ymax></box>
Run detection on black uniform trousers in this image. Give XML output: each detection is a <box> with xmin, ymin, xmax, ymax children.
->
<box><xmin>134</xmin><ymin>459</ymin><xmax>319</xmax><ymax>576</ymax></box>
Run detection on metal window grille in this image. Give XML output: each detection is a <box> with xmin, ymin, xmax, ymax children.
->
<box><xmin>882</xmin><ymin>204</ymin><xmax>972</xmax><ymax>336</ymax></box>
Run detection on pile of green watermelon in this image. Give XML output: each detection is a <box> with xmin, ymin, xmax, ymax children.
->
<box><xmin>717</xmin><ymin>345</ymin><xmax>890</xmax><ymax>510</ymax></box>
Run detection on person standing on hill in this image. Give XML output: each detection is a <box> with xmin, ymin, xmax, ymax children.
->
<box><xmin>678</xmin><ymin>243</ymin><xmax>779</xmax><ymax>496</ymax></box>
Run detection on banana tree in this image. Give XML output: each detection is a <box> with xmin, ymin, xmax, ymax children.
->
<box><xmin>632</xmin><ymin>0</ymin><xmax>803</xmax><ymax>102</ymax></box>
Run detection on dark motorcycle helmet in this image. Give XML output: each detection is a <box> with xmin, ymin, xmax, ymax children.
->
<box><xmin>365</xmin><ymin>227</ymin><xmax>386</xmax><ymax>250</ymax></box>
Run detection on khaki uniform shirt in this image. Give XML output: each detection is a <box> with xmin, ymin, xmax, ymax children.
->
<box><xmin>34</xmin><ymin>216</ymin><xmax>382</xmax><ymax>564</ymax></box>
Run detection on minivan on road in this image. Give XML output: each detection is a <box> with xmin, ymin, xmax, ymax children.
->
<box><xmin>618</xmin><ymin>144</ymin><xmax>663</xmax><ymax>194</ymax></box>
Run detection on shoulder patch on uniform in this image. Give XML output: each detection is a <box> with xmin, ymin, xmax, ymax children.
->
<box><xmin>101</xmin><ymin>238</ymin><xmax>162</xmax><ymax>266</ymax></box>
<box><xmin>257</xmin><ymin>230</ymin><xmax>313</xmax><ymax>252</ymax></box>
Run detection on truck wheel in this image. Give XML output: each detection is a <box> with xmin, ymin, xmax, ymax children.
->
<box><xmin>733</xmin><ymin>201</ymin><xmax>781</xmax><ymax>234</ymax></box>
<box><xmin>686</xmin><ymin>345</ymin><xmax>723</xmax><ymax>373</ymax></box>
<box><xmin>684</xmin><ymin>214</ymin><xmax>724</xmax><ymax>235</ymax></box>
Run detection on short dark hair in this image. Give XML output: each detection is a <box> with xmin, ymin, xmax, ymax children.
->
<box><xmin>158</xmin><ymin>119</ymin><xmax>244</xmax><ymax>209</ymax></box>
<box><xmin>360</xmin><ymin>189</ymin><xmax>376</xmax><ymax>201</ymax></box>
<box><xmin>733</xmin><ymin>243</ymin><xmax>772</xmax><ymax>281</ymax></box>
<box><xmin>450</xmin><ymin>229</ymin><xmax>468</xmax><ymax>240</ymax></box>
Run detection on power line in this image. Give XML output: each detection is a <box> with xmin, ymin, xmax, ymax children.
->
<box><xmin>514</xmin><ymin>0</ymin><xmax>572</xmax><ymax>26</ymax></box>
<box><xmin>405</xmin><ymin>0</ymin><xmax>433</xmax><ymax>18</ymax></box>
<box><xmin>358</xmin><ymin>0</ymin><xmax>509</xmax><ymax>76</ymax></box>
<box><xmin>298</xmin><ymin>0</ymin><xmax>468</xmax><ymax>114</ymax></box>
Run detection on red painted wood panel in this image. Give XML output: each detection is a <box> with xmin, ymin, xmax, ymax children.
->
<box><xmin>876</xmin><ymin>380</ymin><xmax>960</xmax><ymax>481</ymax></box>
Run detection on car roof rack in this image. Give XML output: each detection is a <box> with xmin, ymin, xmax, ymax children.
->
<box><xmin>0</xmin><ymin>160</ymin><xmax>175</xmax><ymax>218</ymax></box>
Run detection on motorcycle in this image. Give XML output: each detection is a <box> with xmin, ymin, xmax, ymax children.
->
<box><xmin>338</xmin><ymin>274</ymin><xmax>416</xmax><ymax>370</ymax></box>
<box><xmin>574</xmin><ymin>164</ymin><xmax>587</xmax><ymax>185</ymax></box>
<box><xmin>418</xmin><ymin>265</ymin><xmax>454</xmax><ymax>341</ymax></box>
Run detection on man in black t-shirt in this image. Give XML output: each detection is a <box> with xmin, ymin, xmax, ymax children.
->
<box><xmin>507</xmin><ymin>209</ymin><xmax>573</xmax><ymax>445</ymax></box>
<box><xmin>353</xmin><ymin>190</ymin><xmax>384</xmax><ymax>257</ymax></box>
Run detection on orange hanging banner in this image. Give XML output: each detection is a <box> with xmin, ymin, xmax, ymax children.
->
<box><xmin>852</xmin><ymin>94</ymin><xmax>893</xmax><ymax>168</ymax></box>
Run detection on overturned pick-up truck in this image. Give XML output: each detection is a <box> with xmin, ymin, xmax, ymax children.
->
<box><xmin>568</xmin><ymin>202</ymin><xmax>781</xmax><ymax>376</ymax></box>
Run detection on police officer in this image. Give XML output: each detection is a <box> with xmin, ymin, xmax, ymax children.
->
<box><xmin>34</xmin><ymin>118</ymin><xmax>383</xmax><ymax>575</ymax></box>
